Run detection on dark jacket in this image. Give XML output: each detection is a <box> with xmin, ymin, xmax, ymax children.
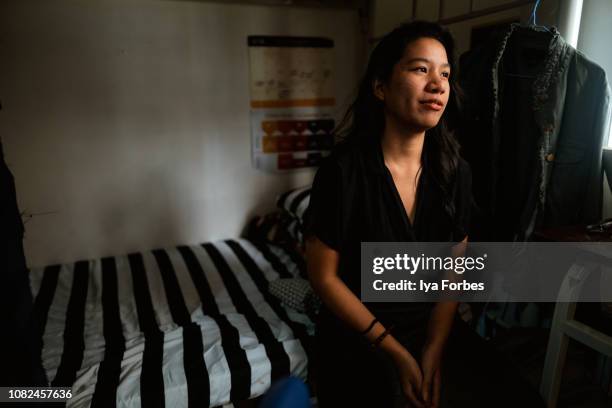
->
<box><xmin>459</xmin><ymin>24</ymin><xmax>611</xmax><ymax>241</ymax></box>
<box><xmin>0</xmin><ymin>138</ymin><xmax>45</xmax><ymax>385</ymax></box>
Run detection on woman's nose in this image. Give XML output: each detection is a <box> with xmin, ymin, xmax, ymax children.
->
<box><xmin>426</xmin><ymin>76</ymin><xmax>445</xmax><ymax>94</ymax></box>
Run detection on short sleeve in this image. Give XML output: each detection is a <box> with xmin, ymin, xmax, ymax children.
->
<box><xmin>452</xmin><ymin>159</ymin><xmax>473</xmax><ymax>242</ymax></box>
<box><xmin>304</xmin><ymin>159</ymin><xmax>343</xmax><ymax>251</ymax></box>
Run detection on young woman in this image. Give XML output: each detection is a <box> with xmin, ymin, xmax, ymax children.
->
<box><xmin>305</xmin><ymin>21</ymin><xmax>544</xmax><ymax>407</ymax></box>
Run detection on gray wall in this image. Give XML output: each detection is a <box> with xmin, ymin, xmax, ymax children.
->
<box><xmin>370</xmin><ymin>0</ymin><xmax>560</xmax><ymax>56</ymax></box>
<box><xmin>0</xmin><ymin>0</ymin><xmax>364</xmax><ymax>267</ymax></box>
<box><xmin>578</xmin><ymin>0</ymin><xmax>612</xmax><ymax>217</ymax></box>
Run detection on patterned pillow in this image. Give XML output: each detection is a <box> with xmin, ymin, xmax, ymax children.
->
<box><xmin>245</xmin><ymin>212</ymin><xmax>302</xmax><ymax>248</ymax></box>
<box><xmin>276</xmin><ymin>186</ymin><xmax>311</xmax><ymax>226</ymax></box>
<box><xmin>276</xmin><ymin>186</ymin><xmax>311</xmax><ymax>247</ymax></box>
<box><xmin>268</xmin><ymin>277</ymin><xmax>321</xmax><ymax>316</ymax></box>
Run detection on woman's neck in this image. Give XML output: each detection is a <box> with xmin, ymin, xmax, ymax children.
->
<box><xmin>380</xmin><ymin>119</ymin><xmax>425</xmax><ymax>171</ymax></box>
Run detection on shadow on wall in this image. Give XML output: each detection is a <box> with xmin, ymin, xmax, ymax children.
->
<box><xmin>98</xmin><ymin>163</ymin><xmax>201</xmax><ymax>256</ymax></box>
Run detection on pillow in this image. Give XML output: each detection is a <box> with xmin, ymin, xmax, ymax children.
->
<box><xmin>245</xmin><ymin>211</ymin><xmax>303</xmax><ymax>249</ymax></box>
<box><xmin>276</xmin><ymin>186</ymin><xmax>311</xmax><ymax>226</ymax></box>
<box><xmin>276</xmin><ymin>186</ymin><xmax>311</xmax><ymax>245</ymax></box>
<box><xmin>268</xmin><ymin>277</ymin><xmax>321</xmax><ymax>316</ymax></box>
<box><xmin>244</xmin><ymin>212</ymin><xmax>307</xmax><ymax>276</ymax></box>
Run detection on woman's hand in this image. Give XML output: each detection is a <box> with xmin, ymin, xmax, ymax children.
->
<box><xmin>392</xmin><ymin>349</ymin><xmax>427</xmax><ymax>408</ymax></box>
<box><xmin>420</xmin><ymin>343</ymin><xmax>443</xmax><ymax>407</ymax></box>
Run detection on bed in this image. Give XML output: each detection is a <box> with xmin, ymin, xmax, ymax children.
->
<box><xmin>28</xmin><ymin>238</ymin><xmax>314</xmax><ymax>408</ymax></box>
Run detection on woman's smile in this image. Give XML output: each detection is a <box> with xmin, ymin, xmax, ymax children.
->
<box><xmin>419</xmin><ymin>98</ymin><xmax>444</xmax><ymax>111</ymax></box>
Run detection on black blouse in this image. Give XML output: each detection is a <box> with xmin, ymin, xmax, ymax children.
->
<box><xmin>306</xmin><ymin>139</ymin><xmax>473</xmax><ymax>328</ymax></box>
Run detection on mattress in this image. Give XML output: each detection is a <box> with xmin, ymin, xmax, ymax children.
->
<box><xmin>28</xmin><ymin>238</ymin><xmax>314</xmax><ymax>407</ymax></box>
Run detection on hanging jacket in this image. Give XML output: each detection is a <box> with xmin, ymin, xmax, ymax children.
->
<box><xmin>0</xmin><ymin>138</ymin><xmax>45</xmax><ymax>385</ymax></box>
<box><xmin>459</xmin><ymin>23</ymin><xmax>612</xmax><ymax>242</ymax></box>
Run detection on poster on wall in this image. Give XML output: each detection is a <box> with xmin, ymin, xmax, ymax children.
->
<box><xmin>247</xmin><ymin>36</ymin><xmax>335</xmax><ymax>171</ymax></box>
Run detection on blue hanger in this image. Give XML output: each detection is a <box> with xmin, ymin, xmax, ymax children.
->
<box><xmin>504</xmin><ymin>0</ymin><xmax>551</xmax><ymax>79</ymax></box>
<box><xmin>528</xmin><ymin>0</ymin><xmax>552</xmax><ymax>32</ymax></box>
<box><xmin>529</xmin><ymin>0</ymin><xmax>542</xmax><ymax>25</ymax></box>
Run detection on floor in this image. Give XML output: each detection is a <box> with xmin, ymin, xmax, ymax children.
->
<box><xmin>491</xmin><ymin>326</ymin><xmax>612</xmax><ymax>408</ymax></box>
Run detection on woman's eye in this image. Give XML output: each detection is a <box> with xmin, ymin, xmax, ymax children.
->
<box><xmin>442</xmin><ymin>72</ymin><xmax>450</xmax><ymax>78</ymax></box>
<box><xmin>412</xmin><ymin>67</ymin><xmax>427</xmax><ymax>73</ymax></box>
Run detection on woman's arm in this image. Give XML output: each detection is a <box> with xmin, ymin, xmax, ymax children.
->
<box><xmin>420</xmin><ymin>236</ymin><xmax>468</xmax><ymax>407</ymax></box>
<box><xmin>306</xmin><ymin>236</ymin><xmax>427</xmax><ymax>407</ymax></box>
<box><xmin>306</xmin><ymin>236</ymin><xmax>407</xmax><ymax>358</ymax></box>
<box><xmin>424</xmin><ymin>236</ymin><xmax>467</xmax><ymax>349</ymax></box>
<box><xmin>424</xmin><ymin>301</ymin><xmax>458</xmax><ymax>350</ymax></box>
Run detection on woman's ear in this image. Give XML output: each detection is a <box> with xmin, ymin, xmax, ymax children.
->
<box><xmin>373</xmin><ymin>79</ymin><xmax>385</xmax><ymax>102</ymax></box>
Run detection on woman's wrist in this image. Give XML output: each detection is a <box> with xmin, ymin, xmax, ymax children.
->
<box><xmin>421</xmin><ymin>340</ymin><xmax>445</xmax><ymax>364</ymax></box>
<box><xmin>380</xmin><ymin>335</ymin><xmax>412</xmax><ymax>362</ymax></box>
<box><xmin>364</xmin><ymin>322</ymin><xmax>402</xmax><ymax>356</ymax></box>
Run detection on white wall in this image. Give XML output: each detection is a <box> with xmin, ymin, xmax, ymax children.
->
<box><xmin>578</xmin><ymin>0</ymin><xmax>612</xmax><ymax>217</ymax></box>
<box><xmin>0</xmin><ymin>0</ymin><xmax>363</xmax><ymax>267</ymax></box>
<box><xmin>578</xmin><ymin>0</ymin><xmax>612</xmax><ymax>70</ymax></box>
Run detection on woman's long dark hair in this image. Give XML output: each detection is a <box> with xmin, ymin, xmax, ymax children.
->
<box><xmin>337</xmin><ymin>20</ymin><xmax>463</xmax><ymax>220</ymax></box>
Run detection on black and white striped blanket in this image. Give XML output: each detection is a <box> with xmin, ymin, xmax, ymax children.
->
<box><xmin>29</xmin><ymin>239</ymin><xmax>313</xmax><ymax>407</ymax></box>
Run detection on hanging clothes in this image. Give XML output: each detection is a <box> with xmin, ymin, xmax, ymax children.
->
<box><xmin>0</xmin><ymin>138</ymin><xmax>45</xmax><ymax>385</ymax></box>
<box><xmin>458</xmin><ymin>23</ymin><xmax>612</xmax><ymax>242</ymax></box>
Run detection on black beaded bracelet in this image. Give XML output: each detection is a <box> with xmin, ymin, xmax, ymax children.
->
<box><xmin>371</xmin><ymin>325</ymin><xmax>395</xmax><ymax>348</ymax></box>
<box><xmin>360</xmin><ymin>318</ymin><xmax>379</xmax><ymax>335</ymax></box>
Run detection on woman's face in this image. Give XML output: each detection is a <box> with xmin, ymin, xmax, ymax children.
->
<box><xmin>375</xmin><ymin>37</ymin><xmax>451</xmax><ymax>131</ymax></box>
